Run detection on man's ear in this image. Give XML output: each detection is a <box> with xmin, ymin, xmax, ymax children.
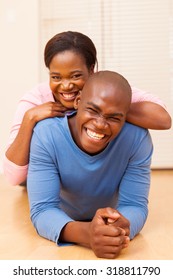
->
<box><xmin>74</xmin><ymin>91</ymin><xmax>81</xmax><ymax>109</ymax></box>
<box><xmin>90</xmin><ymin>64</ymin><xmax>95</xmax><ymax>75</ymax></box>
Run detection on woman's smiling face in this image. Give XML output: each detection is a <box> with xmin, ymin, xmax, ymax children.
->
<box><xmin>49</xmin><ymin>50</ymin><xmax>94</xmax><ymax>109</ymax></box>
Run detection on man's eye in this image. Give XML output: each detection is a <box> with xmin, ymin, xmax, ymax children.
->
<box><xmin>108</xmin><ymin>117</ymin><xmax>120</xmax><ymax>122</ymax></box>
<box><xmin>87</xmin><ymin>108</ymin><xmax>97</xmax><ymax>114</ymax></box>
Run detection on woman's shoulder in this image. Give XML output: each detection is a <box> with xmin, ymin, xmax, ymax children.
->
<box><xmin>21</xmin><ymin>81</ymin><xmax>54</xmax><ymax>104</ymax></box>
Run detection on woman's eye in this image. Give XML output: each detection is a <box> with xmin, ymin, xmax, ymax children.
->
<box><xmin>51</xmin><ymin>76</ymin><xmax>61</xmax><ymax>81</ymax></box>
<box><xmin>72</xmin><ymin>74</ymin><xmax>82</xmax><ymax>79</ymax></box>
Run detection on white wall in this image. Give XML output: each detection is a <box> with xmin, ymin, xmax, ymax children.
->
<box><xmin>0</xmin><ymin>0</ymin><xmax>40</xmax><ymax>172</ymax></box>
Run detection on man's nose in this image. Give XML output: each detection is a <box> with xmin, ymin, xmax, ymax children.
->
<box><xmin>93</xmin><ymin>116</ymin><xmax>108</xmax><ymax>129</ymax></box>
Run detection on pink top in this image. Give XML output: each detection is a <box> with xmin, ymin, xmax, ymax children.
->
<box><xmin>3</xmin><ymin>81</ymin><xmax>166</xmax><ymax>185</ymax></box>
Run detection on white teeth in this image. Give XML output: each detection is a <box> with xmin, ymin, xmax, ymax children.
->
<box><xmin>86</xmin><ymin>129</ymin><xmax>105</xmax><ymax>140</ymax></box>
<box><xmin>62</xmin><ymin>93</ymin><xmax>76</xmax><ymax>99</ymax></box>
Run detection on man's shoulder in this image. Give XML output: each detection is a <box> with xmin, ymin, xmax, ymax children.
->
<box><xmin>34</xmin><ymin>116</ymin><xmax>66</xmax><ymax>133</ymax></box>
<box><xmin>123</xmin><ymin>122</ymin><xmax>149</xmax><ymax>135</ymax></box>
<box><xmin>121</xmin><ymin>122</ymin><xmax>151</xmax><ymax>143</ymax></box>
<box><xmin>110</xmin><ymin>122</ymin><xmax>153</xmax><ymax>157</ymax></box>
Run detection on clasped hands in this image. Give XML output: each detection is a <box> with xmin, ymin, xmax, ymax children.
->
<box><xmin>88</xmin><ymin>207</ymin><xmax>130</xmax><ymax>259</ymax></box>
<box><xmin>60</xmin><ymin>207</ymin><xmax>130</xmax><ymax>259</ymax></box>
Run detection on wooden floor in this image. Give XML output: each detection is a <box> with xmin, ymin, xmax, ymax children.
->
<box><xmin>0</xmin><ymin>170</ymin><xmax>173</xmax><ymax>260</ymax></box>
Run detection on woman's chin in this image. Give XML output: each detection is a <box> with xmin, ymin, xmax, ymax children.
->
<box><xmin>61</xmin><ymin>99</ymin><xmax>75</xmax><ymax>110</ymax></box>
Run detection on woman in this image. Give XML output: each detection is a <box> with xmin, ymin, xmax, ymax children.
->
<box><xmin>3</xmin><ymin>31</ymin><xmax>171</xmax><ymax>186</ymax></box>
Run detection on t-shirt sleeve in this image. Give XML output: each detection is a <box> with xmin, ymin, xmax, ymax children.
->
<box><xmin>116</xmin><ymin>129</ymin><xmax>153</xmax><ymax>239</ymax></box>
<box><xmin>27</xmin><ymin>125</ymin><xmax>74</xmax><ymax>244</ymax></box>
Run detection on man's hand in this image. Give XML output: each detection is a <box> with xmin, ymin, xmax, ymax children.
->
<box><xmin>106</xmin><ymin>208</ymin><xmax>130</xmax><ymax>236</ymax></box>
<box><xmin>60</xmin><ymin>207</ymin><xmax>130</xmax><ymax>259</ymax></box>
<box><xmin>88</xmin><ymin>208</ymin><xmax>130</xmax><ymax>259</ymax></box>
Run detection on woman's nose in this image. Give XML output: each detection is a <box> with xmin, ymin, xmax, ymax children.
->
<box><xmin>60</xmin><ymin>79</ymin><xmax>73</xmax><ymax>90</ymax></box>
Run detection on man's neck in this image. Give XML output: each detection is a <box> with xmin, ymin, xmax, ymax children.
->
<box><xmin>67</xmin><ymin>112</ymin><xmax>77</xmax><ymax>144</ymax></box>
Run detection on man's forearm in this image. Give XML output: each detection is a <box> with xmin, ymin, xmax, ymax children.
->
<box><xmin>59</xmin><ymin>221</ymin><xmax>91</xmax><ymax>247</ymax></box>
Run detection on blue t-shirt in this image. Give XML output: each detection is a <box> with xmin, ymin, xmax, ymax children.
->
<box><xmin>27</xmin><ymin>116</ymin><xmax>153</xmax><ymax>243</ymax></box>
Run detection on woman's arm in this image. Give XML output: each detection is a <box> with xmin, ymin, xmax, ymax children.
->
<box><xmin>5</xmin><ymin>102</ymin><xmax>66</xmax><ymax>166</ymax></box>
<box><xmin>4</xmin><ymin>95</ymin><xmax>66</xmax><ymax>186</ymax></box>
<box><xmin>126</xmin><ymin>101</ymin><xmax>172</xmax><ymax>129</ymax></box>
<box><xmin>129</xmin><ymin>86</ymin><xmax>172</xmax><ymax>129</ymax></box>
<box><xmin>3</xmin><ymin>110</ymin><xmax>36</xmax><ymax>186</ymax></box>
<box><xmin>5</xmin><ymin>110</ymin><xmax>37</xmax><ymax>167</ymax></box>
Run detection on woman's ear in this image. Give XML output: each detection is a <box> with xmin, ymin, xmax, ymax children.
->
<box><xmin>74</xmin><ymin>91</ymin><xmax>81</xmax><ymax>109</ymax></box>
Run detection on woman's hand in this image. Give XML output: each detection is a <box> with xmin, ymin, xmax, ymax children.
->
<box><xmin>26</xmin><ymin>101</ymin><xmax>67</xmax><ymax>123</ymax></box>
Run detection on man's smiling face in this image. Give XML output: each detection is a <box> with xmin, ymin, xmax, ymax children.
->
<box><xmin>69</xmin><ymin>71</ymin><xmax>131</xmax><ymax>155</ymax></box>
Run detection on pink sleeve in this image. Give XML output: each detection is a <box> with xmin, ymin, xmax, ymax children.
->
<box><xmin>3</xmin><ymin>100</ymin><xmax>38</xmax><ymax>185</ymax></box>
<box><xmin>3</xmin><ymin>155</ymin><xmax>28</xmax><ymax>186</ymax></box>
<box><xmin>131</xmin><ymin>86</ymin><xmax>167</xmax><ymax>110</ymax></box>
<box><xmin>7</xmin><ymin>101</ymin><xmax>38</xmax><ymax>148</ymax></box>
<box><xmin>3</xmin><ymin>82</ymin><xmax>52</xmax><ymax>185</ymax></box>
<box><xmin>7</xmin><ymin>82</ymin><xmax>52</xmax><ymax>147</ymax></box>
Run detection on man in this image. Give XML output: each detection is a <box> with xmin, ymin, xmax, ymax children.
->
<box><xmin>27</xmin><ymin>71</ymin><xmax>153</xmax><ymax>259</ymax></box>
